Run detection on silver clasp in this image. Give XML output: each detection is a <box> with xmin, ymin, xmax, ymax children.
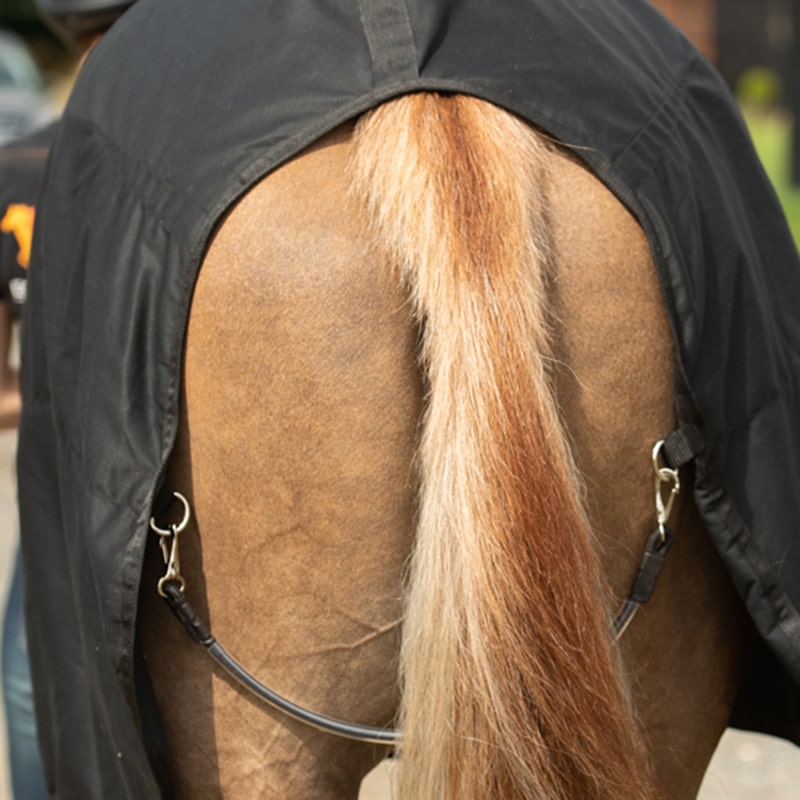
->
<box><xmin>652</xmin><ymin>439</ymin><xmax>680</xmax><ymax>543</ymax></box>
<box><xmin>150</xmin><ymin>491</ymin><xmax>191</xmax><ymax>597</ymax></box>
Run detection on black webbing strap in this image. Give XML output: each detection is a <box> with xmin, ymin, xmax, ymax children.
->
<box><xmin>661</xmin><ymin>423</ymin><xmax>705</xmax><ymax>469</ymax></box>
<box><xmin>612</xmin><ymin>526</ymin><xmax>675</xmax><ymax>639</ymax></box>
<box><xmin>159</xmin><ymin>581</ymin><xmax>399</xmax><ymax>745</ymax></box>
<box><xmin>612</xmin><ymin>424</ymin><xmax>705</xmax><ymax>639</ymax></box>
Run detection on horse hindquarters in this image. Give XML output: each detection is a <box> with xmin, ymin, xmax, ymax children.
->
<box><xmin>140</xmin><ymin>94</ymin><xmax>748</xmax><ymax>799</ymax></box>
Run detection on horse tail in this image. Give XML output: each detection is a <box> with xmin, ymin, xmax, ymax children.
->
<box><xmin>349</xmin><ymin>93</ymin><xmax>658</xmax><ymax>799</ymax></box>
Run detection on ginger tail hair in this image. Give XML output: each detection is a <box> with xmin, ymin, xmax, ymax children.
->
<box><xmin>350</xmin><ymin>93</ymin><xmax>659</xmax><ymax>799</ymax></box>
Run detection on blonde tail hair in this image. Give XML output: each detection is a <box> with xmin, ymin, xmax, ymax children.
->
<box><xmin>350</xmin><ymin>93</ymin><xmax>658</xmax><ymax>799</ymax></box>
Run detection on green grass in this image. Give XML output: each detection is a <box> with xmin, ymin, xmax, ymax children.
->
<box><xmin>742</xmin><ymin>107</ymin><xmax>800</xmax><ymax>248</ymax></box>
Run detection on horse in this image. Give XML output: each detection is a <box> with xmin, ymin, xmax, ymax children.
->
<box><xmin>137</xmin><ymin>92</ymin><xmax>751</xmax><ymax>799</ymax></box>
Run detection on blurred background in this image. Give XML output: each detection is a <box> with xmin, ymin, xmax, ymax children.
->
<box><xmin>655</xmin><ymin>0</ymin><xmax>800</xmax><ymax>244</ymax></box>
<box><xmin>0</xmin><ymin>0</ymin><xmax>797</xmax><ymax>797</ymax></box>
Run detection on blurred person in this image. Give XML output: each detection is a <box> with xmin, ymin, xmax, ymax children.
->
<box><xmin>0</xmin><ymin>119</ymin><xmax>54</xmax><ymax>800</ymax></box>
<box><xmin>0</xmin><ymin>2</ymin><xmax>135</xmax><ymax>797</ymax></box>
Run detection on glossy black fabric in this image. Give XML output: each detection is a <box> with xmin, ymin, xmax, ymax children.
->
<box><xmin>17</xmin><ymin>0</ymin><xmax>800</xmax><ymax>795</ymax></box>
